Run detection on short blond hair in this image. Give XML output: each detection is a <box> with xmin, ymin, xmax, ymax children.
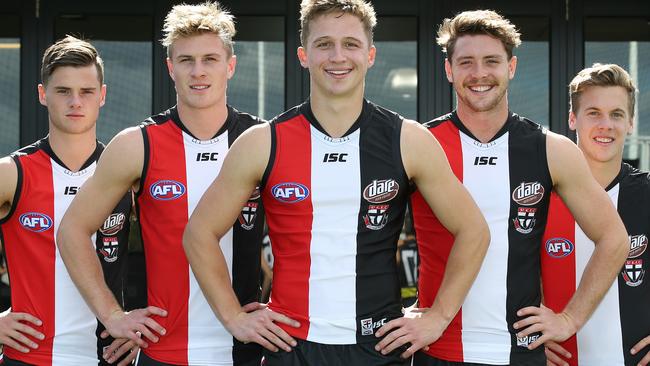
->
<box><xmin>569</xmin><ymin>63</ymin><xmax>637</xmax><ymax>117</ymax></box>
<box><xmin>437</xmin><ymin>9</ymin><xmax>521</xmax><ymax>61</ymax></box>
<box><xmin>161</xmin><ymin>1</ymin><xmax>235</xmax><ymax>58</ymax></box>
<box><xmin>300</xmin><ymin>0</ymin><xmax>377</xmax><ymax>46</ymax></box>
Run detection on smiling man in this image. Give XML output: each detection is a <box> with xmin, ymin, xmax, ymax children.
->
<box><xmin>401</xmin><ymin>10</ymin><xmax>630</xmax><ymax>366</ymax></box>
<box><xmin>0</xmin><ymin>36</ymin><xmax>133</xmax><ymax>366</ymax></box>
<box><xmin>55</xmin><ymin>2</ymin><xmax>272</xmax><ymax>366</ymax></box>
<box><xmin>182</xmin><ymin>1</ymin><xmax>489</xmax><ymax>365</ymax></box>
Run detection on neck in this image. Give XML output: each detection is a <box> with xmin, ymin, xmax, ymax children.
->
<box><xmin>587</xmin><ymin>158</ymin><xmax>622</xmax><ymax>189</ymax></box>
<box><xmin>48</xmin><ymin>126</ymin><xmax>97</xmax><ymax>172</ymax></box>
<box><xmin>455</xmin><ymin>96</ymin><xmax>510</xmax><ymax>143</ymax></box>
<box><xmin>177</xmin><ymin>100</ymin><xmax>229</xmax><ymax>140</ymax></box>
<box><xmin>310</xmin><ymin>88</ymin><xmax>364</xmax><ymax>138</ymax></box>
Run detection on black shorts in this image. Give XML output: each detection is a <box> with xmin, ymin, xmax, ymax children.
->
<box><xmin>261</xmin><ymin>338</ymin><xmax>410</xmax><ymax>366</ymax></box>
<box><xmin>135</xmin><ymin>350</ymin><xmax>261</xmax><ymax>366</ymax></box>
<box><xmin>412</xmin><ymin>351</ymin><xmax>546</xmax><ymax>366</ymax></box>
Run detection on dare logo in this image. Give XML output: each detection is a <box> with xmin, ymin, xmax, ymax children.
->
<box><xmin>100</xmin><ymin>213</ymin><xmax>126</xmax><ymax>236</ymax></box>
<box><xmin>272</xmin><ymin>182</ymin><xmax>309</xmax><ymax>203</ymax></box>
<box><xmin>19</xmin><ymin>212</ymin><xmax>53</xmax><ymax>232</ymax></box>
<box><xmin>628</xmin><ymin>234</ymin><xmax>648</xmax><ymax>258</ymax></box>
<box><xmin>512</xmin><ymin>182</ymin><xmax>544</xmax><ymax>206</ymax></box>
<box><xmin>363</xmin><ymin>179</ymin><xmax>399</xmax><ymax>204</ymax></box>
<box><xmin>150</xmin><ymin>180</ymin><xmax>186</xmax><ymax>200</ymax></box>
<box><xmin>545</xmin><ymin>238</ymin><xmax>574</xmax><ymax>258</ymax></box>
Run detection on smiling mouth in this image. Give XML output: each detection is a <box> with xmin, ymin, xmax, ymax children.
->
<box><xmin>190</xmin><ymin>85</ymin><xmax>210</xmax><ymax>90</ymax></box>
<box><xmin>326</xmin><ymin>69</ymin><xmax>352</xmax><ymax>77</ymax></box>
<box><xmin>468</xmin><ymin>85</ymin><xmax>494</xmax><ymax>92</ymax></box>
<box><xmin>594</xmin><ymin>137</ymin><xmax>614</xmax><ymax>143</ymax></box>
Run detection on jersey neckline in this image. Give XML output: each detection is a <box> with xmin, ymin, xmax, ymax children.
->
<box><xmin>38</xmin><ymin>136</ymin><xmax>103</xmax><ymax>172</ymax></box>
<box><xmin>299</xmin><ymin>98</ymin><xmax>372</xmax><ymax>138</ymax></box>
<box><xmin>169</xmin><ymin>105</ymin><xmax>234</xmax><ymax>142</ymax></box>
<box><xmin>450</xmin><ymin>110</ymin><xmax>517</xmax><ymax>143</ymax></box>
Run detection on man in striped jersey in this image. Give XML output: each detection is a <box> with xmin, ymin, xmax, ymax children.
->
<box><xmin>393</xmin><ymin>10</ymin><xmax>630</xmax><ymax>366</ymax></box>
<box><xmin>56</xmin><ymin>2</ymin><xmax>276</xmax><ymax>365</ymax></box>
<box><xmin>183</xmin><ymin>1</ymin><xmax>490</xmax><ymax>365</ymax></box>
<box><xmin>0</xmin><ymin>36</ymin><xmax>135</xmax><ymax>365</ymax></box>
<box><xmin>542</xmin><ymin>64</ymin><xmax>650</xmax><ymax>366</ymax></box>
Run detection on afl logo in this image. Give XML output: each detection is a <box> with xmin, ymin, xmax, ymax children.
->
<box><xmin>20</xmin><ymin>212</ymin><xmax>53</xmax><ymax>232</ymax></box>
<box><xmin>628</xmin><ymin>234</ymin><xmax>648</xmax><ymax>258</ymax></box>
<box><xmin>150</xmin><ymin>180</ymin><xmax>186</xmax><ymax>200</ymax></box>
<box><xmin>545</xmin><ymin>238</ymin><xmax>574</xmax><ymax>258</ymax></box>
<box><xmin>512</xmin><ymin>181</ymin><xmax>544</xmax><ymax>206</ymax></box>
<box><xmin>272</xmin><ymin>182</ymin><xmax>309</xmax><ymax>203</ymax></box>
<box><xmin>363</xmin><ymin>179</ymin><xmax>399</xmax><ymax>204</ymax></box>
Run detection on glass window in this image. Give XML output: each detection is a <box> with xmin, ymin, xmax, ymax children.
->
<box><xmin>229</xmin><ymin>16</ymin><xmax>285</xmax><ymax>121</ymax></box>
<box><xmin>367</xmin><ymin>17</ymin><xmax>417</xmax><ymax>120</ymax></box>
<box><xmin>585</xmin><ymin>17</ymin><xmax>650</xmax><ymax>169</ymax></box>
<box><xmin>56</xmin><ymin>15</ymin><xmax>153</xmax><ymax>144</ymax></box>
<box><xmin>0</xmin><ymin>15</ymin><xmax>20</xmax><ymax>156</ymax></box>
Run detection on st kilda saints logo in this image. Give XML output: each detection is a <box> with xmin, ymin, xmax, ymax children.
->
<box><xmin>362</xmin><ymin>179</ymin><xmax>399</xmax><ymax>230</ymax></box>
<box><xmin>99</xmin><ymin>237</ymin><xmax>119</xmax><ymax>263</ymax></box>
<box><xmin>239</xmin><ymin>187</ymin><xmax>261</xmax><ymax>230</ymax></box>
<box><xmin>622</xmin><ymin>259</ymin><xmax>645</xmax><ymax>287</ymax></box>
<box><xmin>513</xmin><ymin>207</ymin><xmax>537</xmax><ymax>234</ymax></box>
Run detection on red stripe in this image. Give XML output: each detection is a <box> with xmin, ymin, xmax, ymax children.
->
<box><xmin>541</xmin><ymin>192</ymin><xmax>578</xmax><ymax>366</ymax></box>
<box><xmin>138</xmin><ymin>122</ymin><xmax>190</xmax><ymax>364</ymax></box>
<box><xmin>412</xmin><ymin>120</ymin><xmax>465</xmax><ymax>361</ymax></box>
<box><xmin>2</xmin><ymin>151</ymin><xmax>55</xmax><ymax>365</ymax></box>
<box><xmin>265</xmin><ymin>116</ymin><xmax>313</xmax><ymax>339</ymax></box>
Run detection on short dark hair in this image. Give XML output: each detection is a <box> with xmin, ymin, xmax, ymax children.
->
<box><xmin>41</xmin><ymin>35</ymin><xmax>104</xmax><ymax>86</ymax></box>
<box><xmin>300</xmin><ymin>0</ymin><xmax>376</xmax><ymax>46</ymax></box>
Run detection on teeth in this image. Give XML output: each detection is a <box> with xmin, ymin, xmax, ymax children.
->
<box><xmin>470</xmin><ymin>85</ymin><xmax>492</xmax><ymax>92</ymax></box>
<box><xmin>191</xmin><ymin>85</ymin><xmax>209</xmax><ymax>90</ymax></box>
<box><xmin>595</xmin><ymin>137</ymin><xmax>613</xmax><ymax>143</ymax></box>
<box><xmin>328</xmin><ymin>70</ymin><xmax>350</xmax><ymax>75</ymax></box>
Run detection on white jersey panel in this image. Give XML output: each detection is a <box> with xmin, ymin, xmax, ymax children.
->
<box><xmin>459</xmin><ymin>132</ymin><xmax>512</xmax><ymax>364</ymax></box>
<box><xmin>51</xmin><ymin>160</ymin><xmax>98</xmax><ymax>365</ymax></box>
<box><xmin>307</xmin><ymin>126</ymin><xmax>361</xmax><ymax>344</ymax></box>
<box><xmin>183</xmin><ymin>131</ymin><xmax>235</xmax><ymax>365</ymax></box>
<box><xmin>576</xmin><ymin>184</ymin><xmax>624</xmax><ymax>366</ymax></box>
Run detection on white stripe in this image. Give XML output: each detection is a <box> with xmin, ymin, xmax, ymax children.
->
<box><xmin>51</xmin><ymin>160</ymin><xmax>98</xmax><ymax>365</ymax></box>
<box><xmin>459</xmin><ymin>132</ymin><xmax>512</xmax><ymax>364</ymax></box>
<box><xmin>183</xmin><ymin>131</ymin><xmax>234</xmax><ymax>365</ymax></box>
<box><xmin>576</xmin><ymin>184</ymin><xmax>624</xmax><ymax>366</ymax></box>
<box><xmin>307</xmin><ymin>126</ymin><xmax>361</xmax><ymax>344</ymax></box>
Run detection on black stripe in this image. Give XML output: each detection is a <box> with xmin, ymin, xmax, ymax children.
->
<box><xmin>135</xmin><ymin>125</ymin><xmax>150</xmax><ymax>200</ymax></box>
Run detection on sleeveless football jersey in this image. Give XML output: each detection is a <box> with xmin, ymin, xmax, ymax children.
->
<box><xmin>411</xmin><ymin>112</ymin><xmax>552</xmax><ymax>364</ymax></box>
<box><xmin>262</xmin><ymin>100</ymin><xmax>409</xmax><ymax>345</ymax></box>
<box><xmin>542</xmin><ymin>163</ymin><xmax>650</xmax><ymax>366</ymax></box>
<box><xmin>136</xmin><ymin>106</ymin><xmax>265</xmax><ymax>365</ymax></box>
<box><xmin>0</xmin><ymin>138</ymin><xmax>130</xmax><ymax>366</ymax></box>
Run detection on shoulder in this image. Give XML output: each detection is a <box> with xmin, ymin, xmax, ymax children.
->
<box><xmin>423</xmin><ymin>113</ymin><xmax>455</xmax><ymax>129</ymax></box>
<box><xmin>228</xmin><ymin>105</ymin><xmax>268</xmax><ymax>128</ymax></box>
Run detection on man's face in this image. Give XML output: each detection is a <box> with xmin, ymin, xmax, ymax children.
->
<box><xmin>167</xmin><ymin>33</ymin><xmax>236</xmax><ymax>111</ymax></box>
<box><xmin>445</xmin><ymin>34</ymin><xmax>516</xmax><ymax>114</ymax></box>
<box><xmin>297</xmin><ymin>12</ymin><xmax>376</xmax><ymax>100</ymax></box>
<box><xmin>570</xmin><ymin>85</ymin><xmax>633</xmax><ymax>165</ymax></box>
<box><xmin>38</xmin><ymin>65</ymin><xmax>105</xmax><ymax>136</ymax></box>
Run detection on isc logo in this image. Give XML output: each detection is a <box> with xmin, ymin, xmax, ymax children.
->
<box><xmin>323</xmin><ymin>153</ymin><xmax>348</xmax><ymax>162</ymax></box>
<box><xmin>150</xmin><ymin>180</ymin><xmax>186</xmax><ymax>200</ymax></box>
<box><xmin>545</xmin><ymin>237</ymin><xmax>574</xmax><ymax>258</ymax></box>
<box><xmin>19</xmin><ymin>212</ymin><xmax>53</xmax><ymax>232</ymax></box>
<box><xmin>271</xmin><ymin>182</ymin><xmax>309</xmax><ymax>203</ymax></box>
<box><xmin>64</xmin><ymin>186</ymin><xmax>79</xmax><ymax>195</ymax></box>
<box><xmin>473</xmin><ymin>156</ymin><xmax>497</xmax><ymax>166</ymax></box>
<box><xmin>196</xmin><ymin>152</ymin><xmax>219</xmax><ymax>161</ymax></box>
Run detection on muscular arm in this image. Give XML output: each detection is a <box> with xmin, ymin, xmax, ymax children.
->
<box><xmin>515</xmin><ymin>132</ymin><xmax>629</xmax><ymax>347</ymax></box>
<box><xmin>375</xmin><ymin>120</ymin><xmax>490</xmax><ymax>357</ymax></box>
<box><xmin>56</xmin><ymin>128</ymin><xmax>166</xmax><ymax>346</ymax></box>
<box><xmin>0</xmin><ymin>157</ymin><xmax>17</xmax><ymax>219</ymax></box>
<box><xmin>183</xmin><ymin>124</ymin><xmax>298</xmax><ymax>352</ymax></box>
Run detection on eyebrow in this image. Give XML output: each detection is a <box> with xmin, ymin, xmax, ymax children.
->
<box><xmin>176</xmin><ymin>53</ymin><xmax>221</xmax><ymax>59</ymax></box>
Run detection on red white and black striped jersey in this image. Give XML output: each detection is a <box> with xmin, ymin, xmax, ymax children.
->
<box><xmin>542</xmin><ymin>163</ymin><xmax>650</xmax><ymax>366</ymax></box>
<box><xmin>262</xmin><ymin>100</ymin><xmax>409</xmax><ymax>345</ymax></box>
<box><xmin>0</xmin><ymin>138</ymin><xmax>131</xmax><ymax>366</ymax></box>
<box><xmin>411</xmin><ymin>112</ymin><xmax>552</xmax><ymax>364</ymax></box>
<box><xmin>136</xmin><ymin>106</ymin><xmax>265</xmax><ymax>365</ymax></box>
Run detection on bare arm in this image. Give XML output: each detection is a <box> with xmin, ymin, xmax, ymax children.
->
<box><xmin>515</xmin><ymin>132</ymin><xmax>629</xmax><ymax>348</ymax></box>
<box><xmin>375</xmin><ymin>120</ymin><xmax>490</xmax><ymax>358</ymax></box>
<box><xmin>56</xmin><ymin>128</ymin><xmax>166</xmax><ymax>347</ymax></box>
<box><xmin>183</xmin><ymin>125</ymin><xmax>298</xmax><ymax>353</ymax></box>
<box><xmin>0</xmin><ymin>157</ymin><xmax>17</xmax><ymax>219</ymax></box>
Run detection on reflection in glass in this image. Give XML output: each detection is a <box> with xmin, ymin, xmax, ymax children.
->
<box><xmin>0</xmin><ymin>39</ymin><xmax>20</xmax><ymax>155</ymax></box>
<box><xmin>509</xmin><ymin>41</ymin><xmax>549</xmax><ymax>127</ymax></box>
<box><xmin>229</xmin><ymin>41</ymin><xmax>285</xmax><ymax>121</ymax></box>
<box><xmin>93</xmin><ymin>41</ymin><xmax>152</xmax><ymax>144</ymax></box>
<box><xmin>366</xmin><ymin>42</ymin><xmax>418</xmax><ymax>120</ymax></box>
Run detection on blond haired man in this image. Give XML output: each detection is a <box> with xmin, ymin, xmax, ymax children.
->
<box><xmin>183</xmin><ymin>1</ymin><xmax>489</xmax><ymax>365</ymax></box>
<box><xmin>57</xmin><ymin>2</ymin><xmax>274</xmax><ymax>365</ymax></box>
<box><xmin>391</xmin><ymin>10</ymin><xmax>630</xmax><ymax>366</ymax></box>
<box><xmin>542</xmin><ymin>64</ymin><xmax>650</xmax><ymax>366</ymax></box>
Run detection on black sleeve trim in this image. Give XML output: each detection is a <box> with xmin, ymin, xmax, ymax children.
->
<box><xmin>260</xmin><ymin>124</ymin><xmax>277</xmax><ymax>191</ymax></box>
<box><xmin>134</xmin><ymin>126</ymin><xmax>150</xmax><ymax>200</ymax></box>
<box><xmin>0</xmin><ymin>156</ymin><xmax>22</xmax><ymax>225</ymax></box>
